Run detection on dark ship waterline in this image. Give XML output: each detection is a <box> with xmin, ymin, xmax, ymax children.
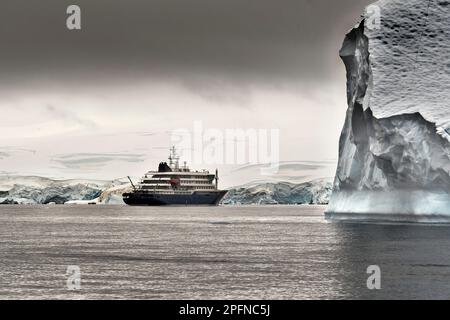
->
<box><xmin>123</xmin><ymin>147</ymin><xmax>227</xmax><ymax>206</ymax></box>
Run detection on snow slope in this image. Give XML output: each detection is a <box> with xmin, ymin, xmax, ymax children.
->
<box><xmin>326</xmin><ymin>0</ymin><xmax>450</xmax><ymax>221</ymax></box>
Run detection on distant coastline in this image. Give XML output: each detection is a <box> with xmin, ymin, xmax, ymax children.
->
<box><xmin>0</xmin><ymin>175</ymin><xmax>332</xmax><ymax>206</ymax></box>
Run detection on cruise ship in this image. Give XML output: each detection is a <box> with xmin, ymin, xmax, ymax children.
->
<box><xmin>123</xmin><ymin>147</ymin><xmax>228</xmax><ymax>206</ymax></box>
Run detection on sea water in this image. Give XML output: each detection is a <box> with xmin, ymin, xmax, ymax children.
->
<box><xmin>1</xmin><ymin>205</ymin><xmax>450</xmax><ymax>300</ymax></box>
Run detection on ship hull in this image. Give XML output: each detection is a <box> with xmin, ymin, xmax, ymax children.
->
<box><xmin>123</xmin><ymin>190</ymin><xmax>228</xmax><ymax>206</ymax></box>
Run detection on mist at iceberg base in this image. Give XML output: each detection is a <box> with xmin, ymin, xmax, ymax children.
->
<box><xmin>326</xmin><ymin>0</ymin><xmax>450</xmax><ymax>221</ymax></box>
<box><xmin>327</xmin><ymin>190</ymin><xmax>450</xmax><ymax>222</ymax></box>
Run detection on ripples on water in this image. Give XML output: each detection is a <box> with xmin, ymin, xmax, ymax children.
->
<box><xmin>1</xmin><ymin>205</ymin><xmax>450</xmax><ymax>300</ymax></box>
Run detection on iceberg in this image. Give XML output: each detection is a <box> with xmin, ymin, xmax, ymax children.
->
<box><xmin>326</xmin><ymin>0</ymin><xmax>450</xmax><ymax>221</ymax></box>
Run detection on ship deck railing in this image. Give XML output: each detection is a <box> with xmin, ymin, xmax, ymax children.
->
<box><xmin>134</xmin><ymin>190</ymin><xmax>216</xmax><ymax>195</ymax></box>
<box><xmin>145</xmin><ymin>171</ymin><xmax>214</xmax><ymax>176</ymax></box>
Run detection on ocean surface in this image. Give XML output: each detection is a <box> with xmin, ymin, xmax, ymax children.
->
<box><xmin>1</xmin><ymin>205</ymin><xmax>450</xmax><ymax>300</ymax></box>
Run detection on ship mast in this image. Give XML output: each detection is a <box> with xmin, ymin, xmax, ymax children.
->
<box><xmin>168</xmin><ymin>146</ymin><xmax>180</xmax><ymax>171</ymax></box>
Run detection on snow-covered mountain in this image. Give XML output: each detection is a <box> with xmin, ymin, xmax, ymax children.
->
<box><xmin>222</xmin><ymin>179</ymin><xmax>332</xmax><ymax>205</ymax></box>
<box><xmin>327</xmin><ymin>0</ymin><xmax>450</xmax><ymax>220</ymax></box>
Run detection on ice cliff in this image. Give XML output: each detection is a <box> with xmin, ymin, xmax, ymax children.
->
<box><xmin>0</xmin><ymin>176</ymin><xmax>106</xmax><ymax>204</ymax></box>
<box><xmin>0</xmin><ymin>175</ymin><xmax>331</xmax><ymax>206</ymax></box>
<box><xmin>222</xmin><ymin>179</ymin><xmax>332</xmax><ymax>205</ymax></box>
<box><xmin>326</xmin><ymin>0</ymin><xmax>450</xmax><ymax>220</ymax></box>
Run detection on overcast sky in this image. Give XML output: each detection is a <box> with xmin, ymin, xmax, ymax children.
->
<box><xmin>0</xmin><ymin>0</ymin><xmax>374</xmax><ymax>186</ymax></box>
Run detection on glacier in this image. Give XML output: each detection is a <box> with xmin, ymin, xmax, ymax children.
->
<box><xmin>0</xmin><ymin>175</ymin><xmax>332</xmax><ymax>206</ymax></box>
<box><xmin>222</xmin><ymin>179</ymin><xmax>332</xmax><ymax>205</ymax></box>
<box><xmin>326</xmin><ymin>0</ymin><xmax>450</xmax><ymax>221</ymax></box>
<box><xmin>0</xmin><ymin>176</ymin><xmax>124</xmax><ymax>205</ymax></box>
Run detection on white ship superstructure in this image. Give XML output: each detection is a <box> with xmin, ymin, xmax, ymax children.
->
<box><xmin>138</xmin><ymin>147</ymin><xmax>218</xmax><ymax>193</ymax></box>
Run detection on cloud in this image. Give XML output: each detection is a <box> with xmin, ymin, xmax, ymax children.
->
<box><xmin>233</xmin><ymin>161</ymin><xmax>333</xmax><ymax>173</ymax></box>
<box><xmin>0</xmin><ymin>0</ymin><xmax>372</xmax><ymax>181</ymax></box>
<box><xmin>135</xmin><ymin>132</ymin><xmax>157</xmax><ymax>137</ymax></box>
<box><xmin>0</xmin><ymin>171</ymin><xmax>18</xmax><ymax>175</ymax></box>
<box><xmin>0</xmin><ymin>0</ymin><xmax>374</xmax><ymax>91</ymax></box>
<box><xmin>0</xmin><ymin>147</ymin><xmax>36</xmax><ymax>159</ymax></box>
<box><xmin>45</xmin><ymin>104</ymin><xmax>97</xmax><ymax>130</ymax></box>
<box><xmin>51</xmin><ymin>153</ymin><xmax>147</xmax><ymax>171</ymax></box>
<box><xmin>0</xmin><ymin>152</ymin><xmax>10</xmax><ymax>159</ymax></box>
